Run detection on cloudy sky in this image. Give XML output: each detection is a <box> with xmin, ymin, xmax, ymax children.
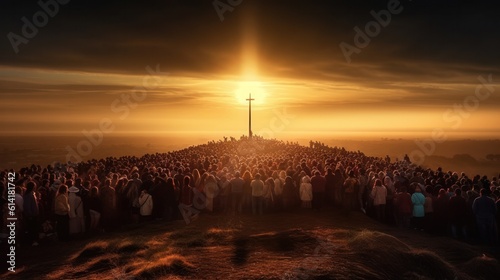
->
<box><xmin>1</xmin><ymin>0</ymin><xmax>499</xmax><ymax>138</ymax></box>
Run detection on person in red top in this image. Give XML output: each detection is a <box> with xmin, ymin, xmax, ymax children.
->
<box><xmin>393</xmin><ymin>186</ymin><xmax>412</xmax><ymax>228</ymax></box>
<box><xmin>311</xmin><ymin>171</ymin><xmax>326</xmax><ymax>210</ymax></box>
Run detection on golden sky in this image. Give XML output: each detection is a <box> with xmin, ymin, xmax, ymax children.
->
<box><xmin>1</xmin><ymin>1</ymin><xmax>499</xmax><ymax>139</ymax></box>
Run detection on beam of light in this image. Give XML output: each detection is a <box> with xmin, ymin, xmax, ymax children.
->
<box><xmin>240</xmin><ymin>6</ymin><xmax>258</xmax><ymax>80</ymax></box>
<box><xmin>232</xmin><ymin>6</ymin><xmax>268</xmax><ymax>106</ymax></box>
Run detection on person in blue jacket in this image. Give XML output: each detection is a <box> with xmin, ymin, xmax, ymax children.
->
<box><xmin>411</xmin><ymin>184</ymin><xmax>426</xmax><ymax>231</ymax></box>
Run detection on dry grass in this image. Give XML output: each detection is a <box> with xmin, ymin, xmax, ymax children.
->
<box><xmin>3</xmin><ymin>210</ymin><xmax>499</xmax><ymax>279</ymax></box>
<box><xmin>128</xmin><ymin>254</ymin><xmax>195</xmax><ymax>279</ymax></box>
<box><xmin>461</xmin><ymin>254</ymin><xmax>500</xmax><ymax>280</ymax></box>
<box><xmin>346</xmin><ymin>230</ymin><xmax>466</xmax><ymax>279</ymax></box>
<box><xmin>115</xmin><ymin>240</ymin><xmax>144</xmax><ymax>254</ymax></box>
<box><xmin>71</xmin><ymin>241</ymin><xmax>110</xmax><ymax>264</ymax></box>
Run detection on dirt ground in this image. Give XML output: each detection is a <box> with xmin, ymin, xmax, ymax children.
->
<box><xmin>2</xmin><ymin>208</ymin><xmax>499</xmax><ymax>280</ymax></box>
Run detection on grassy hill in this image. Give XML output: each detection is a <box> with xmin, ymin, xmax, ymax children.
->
<box><xmin>3</xmin><ymin>209</ymin><xmax>499</xmax><ymax>280</ymax></box>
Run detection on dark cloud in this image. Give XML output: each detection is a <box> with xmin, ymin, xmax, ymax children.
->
<box><xmin>0</xmin><ymin>0</ymin><xmax>499</xmax><ymax>134</ymax></box>
<box><xmin>0</xmin><ymin>0</ymin><xmax>499</xmax><ymax>79</ymax></box>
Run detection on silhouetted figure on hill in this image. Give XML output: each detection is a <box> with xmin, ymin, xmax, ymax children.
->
<box><xmin>251</xmin><ymin>173</ymin><xmax>264</xmax><ymax>215</ymax></box>
<box><xmin>68</xmin><ymin>186</ymin><xmax>85</xmax><ymax>235</ymax></box>
<box><xmin>23</xmin><ymin>181</ymin><xmax>39</xmax><ymax>246</ymax></box>
<box><xmin>333</xmin><ymin>169</ymin><xmax>344</xmax><ymax>207</ymax></box>
<box><xmin>263</xmin><ymin>177</ymin><xmax>275</xmax><ymax>213</ymax></box>
<box><xmin>54</xmin><ymin>184</ymin><xmax>70</xmax><ymax>241</ymax></box>
<box><xmin>325</xmin><ymin>168</ymin><xmax>335</xmax><ymax>205</ymax></box>
<box><xmin>358</xmin><ymin>169</ymin><xmax>369</xmax><ymax>214</ymax></box>
<box><xmin>433</xmin><ymin>188</ymin><xmax>449</xmax><ymax>235</ymax></box>
<box><xmin>404</xmin><ymin>154</ymin><xmax>411</xmax><ymax>163</ymax></box>
<box><xmin>242</xmin><ymin>171</ymin><xmax>253</xmax><ymax>213</ymax></box>
<box><xmin>165</xmin><ymin>177</ymin><xmax>177</xmax><ymax>221</ymax></box>
<box><xmin>423</xmin><ymin>186</ymin><xmax>435</xmax><ymax>233</ymax></box>
<box><xmin>449</xmin><ymin>188</ymin><xmax>467</xmax><ymax>239</ymax></box>
<box><xmin>100</xmin><ymin>179</ymin><xmax>116</xmax><ymax>231</ymax></box>
<box><xmin>371</xmin><ymin>179</ymin><xmax>387</xmax><ymax>223</ymax></box>
<box><xmin>272</xmin><ymin>171</ymin><xmax>283</xmax><ymax>211</ymax></box>
<box><xmin>472</xmin><ymin>189</ymin><xmax>498</xmax><ymax>245</ymax></box>
<box><xmin>88</xmin><ymin>186</ymin><xmax>101</xmax><ymax>232</ymax></box>
<box><xmin>230</xmin><ymin>172</ymin><xmax>244</xmax><ymax>214</ymax></box>
<box><xmin>311</xmin><ymin>171</ymin><xmax>326</xmax><ymax>210</ymax></box>
<box><xmin>282</xmin><ymin>176</ymin><xmax>295</xmax><ymax>211</ymax></box>
<box><xmin>394</xmin><ymin>186</ymin><xmax>412</xmax><ymax>228</ymax></box>
<box><xmin>151</xmin><ymin>176</ymin><xmax>168</xmax><ymax>219</ymax></box>
<box><xmin>343</xmin><ymin>171</ymin><xmax>359</xmax><ymax>214</ymax></box>
<box><xmin>180</xmin><ymin>176</ymin><xmax>194</xmax><ymax>207</ymax></box>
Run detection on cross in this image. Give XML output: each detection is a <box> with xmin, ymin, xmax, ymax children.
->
<box><xmin>246</xmin><ymin>93</ymin><xmax>255</xmax><ymax>139</ymax></box>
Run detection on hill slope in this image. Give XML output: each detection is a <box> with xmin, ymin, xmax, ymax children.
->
<box><xmin>3</xmin><ymin>210</ymin><xmax>499</xmax><ymax>280</ymax></box>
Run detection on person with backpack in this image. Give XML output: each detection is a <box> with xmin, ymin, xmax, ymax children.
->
<box><xmin>138</xmin><ymin>187</ymin><xmax>153</xmax><ymax>221</ymax></box>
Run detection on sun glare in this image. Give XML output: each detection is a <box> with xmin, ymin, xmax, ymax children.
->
<box><xmin>234</xmin><ymin>80</ymin><xmax>267</xmax><ymax>105</ymax></box>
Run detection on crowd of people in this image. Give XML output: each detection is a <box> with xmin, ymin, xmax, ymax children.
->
<box><xmin>0</xmin><ymin>137</ymin><xmax>499</xmax><ymax>248</ymax></box>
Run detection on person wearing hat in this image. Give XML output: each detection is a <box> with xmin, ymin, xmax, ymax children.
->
<box><xmin>68</xmin><ymin>186</ymin><xmax>85</xmax><ymax>235</ymax></box>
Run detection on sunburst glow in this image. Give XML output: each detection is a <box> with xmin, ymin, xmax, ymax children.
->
<box><xmin>234</xmin><ymin>80</ymin><xmax>267</xmax><ymax>105</ymax></box>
